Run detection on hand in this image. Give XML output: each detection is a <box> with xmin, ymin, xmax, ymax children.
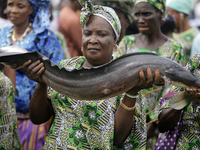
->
<box><xmin>185</xmin><ymin>87</ymin><xmax>200</xmax><ymax>96</ymax></box>
<box><xmin>22</xmin><ymin>60</ymin><xmax>45</xmax><ymax>83</ymax></box>
<box><xmin>127</xmin><ymin>68</ymin><xmax>163</xmax><ymax>95</ymax></box>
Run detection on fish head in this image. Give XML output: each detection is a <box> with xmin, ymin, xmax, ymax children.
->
<box><xmin>165</xmin><ymin>64</ymin><xmax>200</xmax><ymax>88</ymax></box>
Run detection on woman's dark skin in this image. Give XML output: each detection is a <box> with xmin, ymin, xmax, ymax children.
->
<box><xmin>22</xmin><ymin>15</ymin><xmax>163</xmax><ymax>145</ymax></box>
<box><xmin>133</xmin><ymin>2</ymin><xmax>168</xmax><ymax>139</ymax></box>
<box><xmin>158</xmin><ymin>87</ymin><xmax>200</xmax><ymax>133</ymax></box>
<box><xmin>134</xmin><ymin>3</ymin><xmax>168</xmax><ymax>50</ymax></box>
<box><xmin>4</xmin><ymin>0</ymin><xmax>33</xmax><ymax>90</ymax></box>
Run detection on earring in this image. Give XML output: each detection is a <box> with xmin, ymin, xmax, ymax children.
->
<box><xmin>81</xmin><ymin>47</ymin><xmax>83</xmax><ymax>52</ymax></box>
<box><xmin>113</xmin><ymin>44</ymin><xmax>119</xmax><ymax>52</ymax></box>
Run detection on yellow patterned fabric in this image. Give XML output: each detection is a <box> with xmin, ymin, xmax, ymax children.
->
<box><xmin>113</xmin><ymin>34</ymin><xmax>184</xmax><ymax>150</ymax></box>
<box><xmin>0</xmin><ymin>72</ymin><xmax>20</xmax><ymax>149</ymax></box>
<box><xmin>44</xmin><ymin>56</ymin><xmax>147</xmax><ymax>149</ymax></box>
<box><xmin>173</xmin><ymin>27</ymin><xmax>199</xmax><ymax>66</ymax></box>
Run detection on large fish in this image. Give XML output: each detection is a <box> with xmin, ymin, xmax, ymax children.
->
<box><xmin>0</xmin><ymin>45</ymin><xmax>200</xmax><ymax>101</ymax></box>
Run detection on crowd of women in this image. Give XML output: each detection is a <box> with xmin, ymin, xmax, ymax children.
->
<box><xmin>0</xmin><ymin>0</ymin><xmax>200</xmax><ymax>149</ymax></box>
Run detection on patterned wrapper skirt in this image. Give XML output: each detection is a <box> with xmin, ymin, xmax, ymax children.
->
<box><xmin>18</xmin><ymin>118</ymin><xmax>49</xmax><ymax>150</ymax></box>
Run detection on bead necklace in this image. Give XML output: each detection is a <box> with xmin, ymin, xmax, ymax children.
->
<box><xmin>11</xmin><ymin>23</ymin><xmax>32</xmax><ymax>42</ymax></box>
<box><xmin>2</xmin><ymin>23</ymin><xmax>32</xmax><ymax>47</ymax></box>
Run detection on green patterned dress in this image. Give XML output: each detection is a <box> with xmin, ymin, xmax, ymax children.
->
<box><xmin>173</xmin><ymin>27</ymin><xmax>199</xmax><ymax>66</ymax></box>
<box><xmin>43</xmin><ymin>56</ymin><xmax>147</xmax><ymax>150</ymax></box>
<box><xmin>0</xmin><ymin>72</ymin><xmax>20</xmax><ymax>150</ymax></box>
<box><xmin>113</xmin><ymin>34</ymin><xmax>184</xmax><ymax>150</ymax></box>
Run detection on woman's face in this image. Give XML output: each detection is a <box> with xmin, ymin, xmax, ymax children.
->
<box><xmin>7</xmin><ymin>0</ymin><xmax>33</xmax><ymax>25</ymax></box>
<box><xmin>134</xmin><ymin>2</ymin><xmax>162</xmax><ymax>35</ymax></box>
<box><xmin>167</xmin><ymin>7</ymin><xmax>180</xmax><ymax>28</ymax></box>
<box><xmin>82</xmin><ymin>15</ymin><xmax>116</xmax><ymax>66</ymax></box>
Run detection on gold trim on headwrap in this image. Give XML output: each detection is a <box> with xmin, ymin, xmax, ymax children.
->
<box><xmin>78</xmin><ymin>0</ymin><xmax>121</xmax><ymax>40</ymax></box>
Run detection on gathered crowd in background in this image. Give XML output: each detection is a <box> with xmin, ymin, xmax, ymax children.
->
<box><xmin>0</xmin><ymin>0</ymin><xmax>200</xmax><ymax>149</ymax></box>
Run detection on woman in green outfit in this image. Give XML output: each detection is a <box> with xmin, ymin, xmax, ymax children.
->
<box><xmin>113</xmin><ymin>0</ymin><xmax>184</xmax><ymax>149</ymax></box>
<box><xmin>21</xmin><ymin>0</ymin><xmax>163</xmax><ymax>149</ymax></box>
<box><xmin>167</xmin><ymin>0</ymin><xmax>199</xmax><ymax>66</ymax></box>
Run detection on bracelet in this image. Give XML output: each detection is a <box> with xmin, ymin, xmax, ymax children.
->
<box><xmin>125</xmin><ymin>92</ymin><xmax>138</xmax><ymax>99</ymax></box>
<box><xmin>120</xmin><ymin>100</ymin><xmax>136</xmax><ymax>111</ymax></box>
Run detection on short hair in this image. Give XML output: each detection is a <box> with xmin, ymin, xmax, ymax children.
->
<box><xmin>160</xmin><ymin>15</ymin><xmax>176</xmax><ymax>35</ymax></box>
<box><xmin>0</xmin><ymin>0</ymin><xmax>7</xmax><ymax>19</ymax></box>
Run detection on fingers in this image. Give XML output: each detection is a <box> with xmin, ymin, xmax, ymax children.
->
<box><xmin>185</xmin><ymin>87</ymin><xmax>200</xmax><ymax>96</ymax></box>
<box><xmin>138</xmin><ymin>70</ymin><xmax>146</xmax><ymax>86</ymax></box>
<box><xmin>23</xmin><ymin>60</ymin><xmax>45</xmax><ymax>82</ymax></box>
<box><xmin>147</xmin><ymin>68</ymin><xmax>153</xmax><ymax>84</ymax></box>
<box><xmin>138</xmin><ymin>68</ymin><xmax>163</xmax><ymax>88</ymax></box>
<box><xmin>154</xmin><ymin>70</ymin><xmax>160</xmax><ymax>85</ymax></box>
<box><xmin>22</xmin><ymin>60</ymin><xmax>32</xmax><ymax>71</ymax></box>
<box><xmin>138</xmin><ymin>68</ymin><xmax>153</xmax><ymax>88</ymax></box>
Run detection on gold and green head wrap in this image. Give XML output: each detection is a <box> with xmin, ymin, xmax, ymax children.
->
<box><xmin>78</xmin><ymin>0</ymin><xmax>121</xmax><ymax>40</ymax></box>
<box><xmin>133</xmin><ymin>0</ymin><xmax>166</xmax><ymax>17</ymax></box>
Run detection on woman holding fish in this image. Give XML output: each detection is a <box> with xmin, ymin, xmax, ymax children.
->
<box><xmin>21</xmin><ymin>0</ymin><xmax>165</xmax><ymax>149</ymax></box>
<box><xmin>113</xmin><ymin>0</ymin><xmax>185</xmax><ymax>149</ymax></box>
<box><xmin>0</xmin><ymin>0</ymin><xmax>64</xmax><ymax>149</ymax></box>
<box><xmin>156</xmin><ymin>54</ymin><xmax>200</xmax><ymax>150</ymax></box>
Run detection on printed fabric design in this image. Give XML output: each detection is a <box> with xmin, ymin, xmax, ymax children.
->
<box><xmin>0</xmin><ymin>72</ymin><xmax>20</xmax><ymax>149</ymax></box>
<box><xmin>44</xmin><ymin>56</ymin><xmax>147</xmax><ymax>149</ymax></box>
<box><xmin>113</xmin><ymin>34</ymin><xmax>184</xmax><ymax>150</ymax></box>
<box><xmin>158</xmin><ymin>53</ymin><xmax>200</xmax><ymax>149</ymax></box>
<box><xmin>173</xmin><ymin>27</ymin><xmax>199</xmax><ymax>66</ymax></box>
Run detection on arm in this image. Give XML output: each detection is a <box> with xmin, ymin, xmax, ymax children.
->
<box><xmin>29</xmin><ymin>82</ymin><xmax>53</xmax><ymax>124</ymax></box>
<box><xmin>22</xmin><ymin>60</ymin><xmax>53</xmax><ymax>124</ymax></box>
<box><xmin>114</xmin><ymin>68</ymin><xmax>162</xmax><ymax>145</ymax></box>
<box><xmin>3</xmin><ymin>66</ymin><xmax>16</xmax><ymax>91</ymax></box>
<box><xmin>158</xmin><ymin>87</ymin><xmax>200</xmax><ymax>133</ymax></box>
<box><xmin>58</xmin><ymin>13</ymin><xmax>82</xmax><ymax>57</ymax></box>
<box><xmin>158</xmin><ymin>108</ymin><xmax>182</xmax><ymax>133</ymax></box>
<box><xmin>68</xmin><ymin>20</ymin><xmax>82</xmax><ymax>56</ymax></box>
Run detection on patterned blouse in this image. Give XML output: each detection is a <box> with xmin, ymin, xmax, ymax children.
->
<box><xmin>44</xmin><ymin>56</ymin><xmax>147</xmax><ymax>150</ymax></box>
<box><xmin>0</xmin><ymin>72</ymin><xmax>20</xmax><ymax>149</ymax></box>
<box><xmin>173</xmin><ymin>27</ymin><xmax>199</xmax><ymax>66</ymax></box>
<box><xmin>113</xmin><ymin>34</ymin><xmax>184</xmax><ymax>149</ymax></box>
<box><xmin>170</xmin><ymin>54</ymin><xmax>200</xmax><ymax>149</ymax></box>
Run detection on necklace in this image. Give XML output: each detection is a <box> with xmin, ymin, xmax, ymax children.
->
<box><xmin>11</xmin><ymin>23</ymin><xmax>32</xmax><ymax>42</ymax></box>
